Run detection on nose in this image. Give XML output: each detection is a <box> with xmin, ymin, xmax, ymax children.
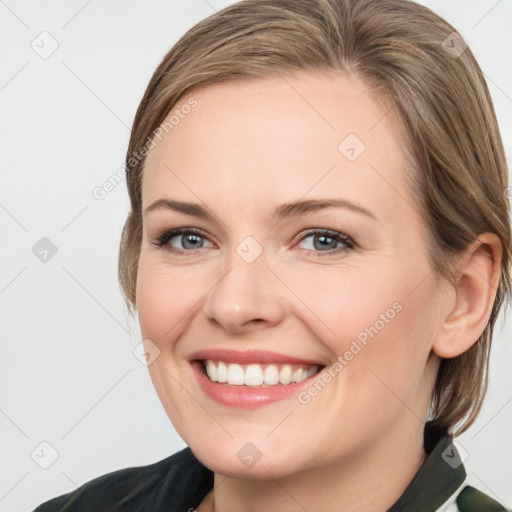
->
<box><xmin>202</xmin><ymin>248</ymin><xmax>286</xmax><ymax>334</ymax></box>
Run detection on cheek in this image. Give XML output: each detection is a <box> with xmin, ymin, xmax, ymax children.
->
<box><xmin>287</xmin><ymin>260</ymin><xmax>436</xmax><ymax>389</ymax></box>
<box><xmin>135</xmin><ymin>254</ymin><xmax>198</xmax><ymax>344</ymax></box>
<box><xmin>278</xmin><ymin>261</ymin><xmax>404</xmax><ymax>351</ymax></box>
<box><xmin>335</xmin><ymin>274</ymin><xmax>438</xmax><ymax>419</ymax></box>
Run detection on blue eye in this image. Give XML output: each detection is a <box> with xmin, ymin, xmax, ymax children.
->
<box><xmin>152</xmin><ymin>228</ymin><xmax>213</xmax><ymax>254</ymax></box>
<box><xmin>297</xmin><ymin>229</ymin><xmax>354</xmax><ymax>256</ymax></box>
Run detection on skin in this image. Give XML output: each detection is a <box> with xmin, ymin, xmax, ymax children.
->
<box><xmin>135</xmin><ymin>69</ymin><xmax>501</xmax><ymax>512</ymax></box>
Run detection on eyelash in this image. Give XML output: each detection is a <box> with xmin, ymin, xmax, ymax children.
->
<box><xmin>151</xmin><ymin>227</ymin><xmax>355</xmax><ymax>257</ymax></box>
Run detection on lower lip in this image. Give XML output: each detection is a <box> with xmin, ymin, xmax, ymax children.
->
<box><xmin>191</xmin><ymin>361</ymin><xmax>321</xmax><ymax>408</ymax></box>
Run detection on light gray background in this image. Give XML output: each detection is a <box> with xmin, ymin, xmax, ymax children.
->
<box><xmin>1</xmin><ymin>1</ymin><xmax>511</xmax><ymax>511</ymax></box>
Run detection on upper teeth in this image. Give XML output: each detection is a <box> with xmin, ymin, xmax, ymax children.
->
<box><xmin>204</xmin><ymin>360</ymin><xmax>320</xmax><ymax>386</ymax></box>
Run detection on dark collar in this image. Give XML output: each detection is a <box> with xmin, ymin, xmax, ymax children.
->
<box><xmin>182</xmin><ymin>421</ymin><xmax>466</xmax><ymax>512</ymax></box>
<box><xmin>388</xmin><ymin>421</ymin><xmax>466</xmax><ymax>511</ymax></box>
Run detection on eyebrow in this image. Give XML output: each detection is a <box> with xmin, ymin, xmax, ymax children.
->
<box><xmin>144</xmin><ymin>198</ymin><xmax>377</xmax><ymax>220</ymax></box>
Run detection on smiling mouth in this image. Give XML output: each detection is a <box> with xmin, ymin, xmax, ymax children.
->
<box><xmin>199</xmin><ymin>360</ymin><xmax>324</xmax><ymax>387</ymax></box>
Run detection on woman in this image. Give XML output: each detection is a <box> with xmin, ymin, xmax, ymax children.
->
<box><xmin>34</xmin><ymin>0</ymin><xmax>511</xmax><ymax>510</ymax></box>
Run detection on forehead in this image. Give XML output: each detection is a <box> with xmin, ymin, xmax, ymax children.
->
<box><xmin>142</xmin><ymin>70</ymin><xmax>416</xmax><ymax>224</ymax></box>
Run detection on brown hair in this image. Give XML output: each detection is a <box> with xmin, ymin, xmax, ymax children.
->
<box><xmin>118</xmin><ymin>0</ymin><xmax>511</xmax><ymax>434</ymax></box>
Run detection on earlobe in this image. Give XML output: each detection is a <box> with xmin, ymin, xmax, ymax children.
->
<box><xmin>432</xmin><ymin>233</ymin><xmax>502</xmax><ymax>359</ymax></box>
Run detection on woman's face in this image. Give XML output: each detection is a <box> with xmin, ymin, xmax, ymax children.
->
<box><xmin>136</xmin><ymin>70</ymin><xmax>446</xmax><ymax>477</ymax></box>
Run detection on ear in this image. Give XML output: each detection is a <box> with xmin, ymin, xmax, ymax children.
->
<box><xmin>432</xmin><ymin>233</ymin><xmax>502</xmax><ymax>359</ymax></box>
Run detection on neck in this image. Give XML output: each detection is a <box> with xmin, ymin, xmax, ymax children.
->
<box><xmin>206</xmin><ymin>417</ymin><xmax>427</xmax><ymax>512</ymax></box>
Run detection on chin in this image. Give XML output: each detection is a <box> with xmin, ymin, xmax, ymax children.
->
<box><xmin>188</xmin><ymin>438</ymin><xmax>304</xmax><ymax>480</ymax></box>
